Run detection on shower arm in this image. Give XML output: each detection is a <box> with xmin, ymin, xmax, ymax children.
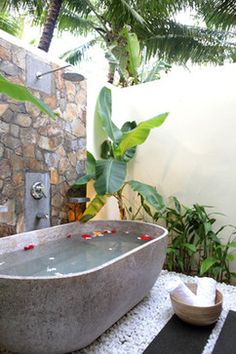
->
<box><xmin>36</xmin><ymin>64</ymin><xmax>71</xmax><ymax>79</ymax></box>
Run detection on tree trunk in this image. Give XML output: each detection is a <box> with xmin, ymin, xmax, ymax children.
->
<box><xmin>38</xmin><ymin>0</ymin><xmax>62</xmax><ymax>52</ymax></box>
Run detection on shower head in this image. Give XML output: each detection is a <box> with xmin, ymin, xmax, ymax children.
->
<box><xmin>62</xmin><ymin>72</ymin><xmax>85</xmax><ymax>82</ymax></box>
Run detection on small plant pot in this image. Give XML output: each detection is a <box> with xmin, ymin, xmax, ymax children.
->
<box><xmin>170</xmin><ymin>283</ymin><xmax>223</xmax><ymax>326</ymax></box>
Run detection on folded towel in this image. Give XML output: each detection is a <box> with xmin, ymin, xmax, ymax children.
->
<box><xmin>194</xmin><ymin>277</ymin><xmax>216</xmax><ymax>307</ymax></box>
<box><xmin>166</xmin><ymin>279</ymin><xmax>196</xmax><ymax>305</ymax></box>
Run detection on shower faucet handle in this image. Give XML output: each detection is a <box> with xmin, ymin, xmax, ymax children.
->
<box><xmin>31</xmin><ymin>182</ymin><xmax>47</xmax><ymax>200</ymax></box>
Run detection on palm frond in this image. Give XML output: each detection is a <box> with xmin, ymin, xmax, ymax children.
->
<box><xmin>137</xmin><ymin>20</ymin><xmax>236</xmax><ymax>64</ymax></box>
<box><xmin>57</xmin><ymin>12</ymin><xmax>95</xmax><ymax>36</ymax></box>
<box><xmin>0</xmin><ymin>12</ymin><xmax>23</xmax><ymax>36</ymax></box>
<box><xmin>60</xmin><ymin>37</ymin><xmax>99</xmax><ymax>65</ymax></box>
<box><xmin>200</xmin><ymin>0</ymin><xmax>236</xmax><ymax>30</ymax></box>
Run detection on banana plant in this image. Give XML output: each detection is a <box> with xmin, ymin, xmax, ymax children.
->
<box><xmin>108</xmin><ymin>26</ymin><xmax>171</xmax><ymax>87</ymax></box>
<box><xmin>73</xmin><ymin>86</ymin><xmax>168</xmax><ymax>221</ymax></box>
<box><xmin>0</xmin><ymin>74</ymin><xmax>57</xmax><ymax>120</ymax></box>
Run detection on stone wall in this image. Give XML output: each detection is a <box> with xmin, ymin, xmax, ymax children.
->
<box><xmin>0</xmin><ymin>32</ymin><xmax>86</xmax><ymax>236</ymax></box>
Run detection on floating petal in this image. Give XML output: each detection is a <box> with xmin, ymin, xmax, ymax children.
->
<box><xmin>24</xmin><ymin>244</ymin><xmax>35</xmax><ymax>251</ymax></box>
<box><xmin>138</xmin><ymin>234</ymin><xmax>152</xmax><ymax>241</ymax></box>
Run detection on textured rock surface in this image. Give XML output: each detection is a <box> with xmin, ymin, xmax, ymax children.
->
<box><xmin>0</xmin><ymin>34</ymin><xmax>87</xmax><ymax>235</ymax></box>
<box><xmin>0</xmin><ymin>221</ymin><xmax>167</xmax><ymax>354</ymax></box>
<box><xmin>0</xmin><ymin>270</ymin><xmax>236</xmax><ymax>354</ymax></box>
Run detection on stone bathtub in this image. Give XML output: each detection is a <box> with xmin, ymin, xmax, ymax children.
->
<box><xmin>0</xmin><ymin>220</ymin><xmax>168</xmax><ymax>354</ymax></box>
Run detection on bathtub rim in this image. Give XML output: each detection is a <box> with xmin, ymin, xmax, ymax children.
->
<box><xmin>0</xmin><ymin>220</ymin><xmax>168</xmax><ymax>281</ymax></box>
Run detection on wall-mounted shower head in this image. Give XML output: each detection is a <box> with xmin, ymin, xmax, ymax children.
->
<box><xmin>62</xmin><ymin>72</ymin><xmax>85</xmax><ymax>82</ymax></box>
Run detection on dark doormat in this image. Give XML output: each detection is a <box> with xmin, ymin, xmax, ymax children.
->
<box><xmin>143</xmin><ymin>314</ymin><xmax>215</xmax><ymax>354</ymax></box>
<box><xmin>212</xmin><ymin>310</ymin><xmax>236</xmax><ymax>354</ymax></box>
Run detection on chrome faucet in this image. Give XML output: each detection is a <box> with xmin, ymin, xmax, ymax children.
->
<box><xmin>36</xmin><ymin>213</ymin><xmax>49</xmax><ymax>220</ymax></box>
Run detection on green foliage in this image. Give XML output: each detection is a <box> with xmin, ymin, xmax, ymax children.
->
<box><xmin>0</xmin><ymin>74</ymin><xmax>57</xmax><ymax>120</ymax></box>
<box><xmin>94</xmin><ymin>159</ymin><xmax>127</xmax><ymax>195</ymax></box>
<box><xmin>80</xmin><ymin>194</ymin><xmax>109</xmax><ymax>222</ymax></box>
<box><xmin>149</xmin><ymin>198</ymin><xmax>236</xmax><ymax>284</ymax></box>
<box><xmin>0</xmin><ymin>11</ymin><xmax>23</xmax><ymax>36</ymax></box>
<box><xmin>128</xmin><ymin>180</ymin><xmax>165</xmax><ymax>211</ymax></box>
<box><xmin>5</xmin><ymin>0</ymin><xmax>236</xmax><ymax>69</ymax></box>
<box><xmin>74</xmin><ymin>85</ymin><xmax>167</xmax><ymax>220</ymax></box>
<box><xmin>198</xmin><ymin>0</ymin><xmax>236</xmax><ymax>31</ymax></box>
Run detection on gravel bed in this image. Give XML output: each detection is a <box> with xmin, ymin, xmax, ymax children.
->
<box><xmin>1</xmin><ymin>270</ymin><xmax>236</xmax><ymax>354</ymax></box>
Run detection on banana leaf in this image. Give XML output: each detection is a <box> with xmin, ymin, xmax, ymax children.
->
<box><xmin>94</xmin><ymin>159</ymin><xmax>127</xmax><ymax>195</ymax></box>
<box><xmin>128</xmin><ymin>180</ymin><xmax>165</xmax><ymax>210</ymax></box>
<box><xmin>0</xmin><ymin>74</ymin><xmax>57</xmax><ymax>120</ymax></box>
<box><xmin>115</xmin><ymin>112</ymin><xmax>168</xmax><ymax>157</ymax></box>
<box><xmin>73</xmin><ymin>151</ymin><xmax>96</xmax><ymax>186</ymax></box>
<box><xmin>95</xmin><ymin>86</ymin><xmax>122</xmax><ymax>144</ymax></box>
<box><xmin>80</xmin><ymin>194</ymin><xmax>108</xmax><ymax>222</ymax></box>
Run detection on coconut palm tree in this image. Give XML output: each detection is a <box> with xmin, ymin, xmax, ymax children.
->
<box><xmin>3</xmin><ymin>0</ymin><xmax>236</xmax><ymax>65</ymax></box>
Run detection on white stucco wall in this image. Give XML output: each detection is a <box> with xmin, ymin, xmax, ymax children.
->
<box><xmin>87</xmin><ymin>64</ymin><xmax>236</xmax><ymax>236</ymax></box>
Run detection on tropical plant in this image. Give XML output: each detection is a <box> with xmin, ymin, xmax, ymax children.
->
<box><xmin>0</xmin><ymin>74</ymin><xmax>57</xmax><ymax>120</ymax></box>
<box><xmin>146</xmin><ymin>197</ymin><xmax>236</xmax><ymax>283</ymax></box>
<box><xmin>0</xmin><ymin>11</ymin><xmax>23</xmax><ymax>36</ymax></box>
<box><xmin>198</xmin><ymin>0</ymin><xmax>236</xmax><ymax>31</ymax></box>
<box><xmin>4</xmin><ymin>0</ymin><xmax>236</xmax><ymax>67</ymax></box>
<box><xmin>72</xmin><ymin>85</ymin><xmax>167</xmax><ymax>221</ymax></box>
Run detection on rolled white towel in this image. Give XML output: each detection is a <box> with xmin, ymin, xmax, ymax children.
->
<box><xmin>194</xmin><ymin>277</ymin><xmax>216</xmax><ymax>307</ymax></box>
<box><xmin>166</xmin><ymin>278</ymin><xmax>197</xmax><ymax>305</ymax></box>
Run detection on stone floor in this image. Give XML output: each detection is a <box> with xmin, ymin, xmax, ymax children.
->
<box><xmin>1</xmin><ymin>270</ymin><xmax>236</xmax><ymax>354</ymax></box>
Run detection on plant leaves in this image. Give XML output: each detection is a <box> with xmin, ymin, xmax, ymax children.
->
<box><xmin>115</xmin><ymin>112</ymin><xmax>168</xmax><ymax>157</ymax></box>
<box><xmin>74</xmin><ymin>174</ymin><xmax>93</xmax><ymax>186</ymax></box>
<box><xmin>86</xmin><ymin>151</ymin><xmax>96</xmax><ymax>176</ymax></box>
<box><xmin>128</xmin><ymin>180</ymin><xmax>165</xmax><ymax>210</ymax></box>
<box><xmin>200</xmin><ymin>257</ymin><xmax>218</xmax><ymax>275</ymax></box>
<box><xmin>120</xmin><ymin>121</ymin><xmax>137</xmax><ymax>161</ymax></box>
<box><xmin>101</xmin><ymin>140</ymin><xmax>114</xmax><ymax>159</ymax></box>
<box><xmin>183</xmin><ymin>243</ymin><xmax>197</xmax><ymax>253</ymax></box>
<box><xmin>172</xmin><ymin>196</ymin><xmax>181</xmax><ymax>213</ymax></box>
<box><xmin>229</xmin><ymin>241</ymin><xmax>236</xmax><ymax>248</ymax></box>
<box><xmin>0</xmin><ymin>74</ymin><xmax>57</xmax><ymax>120</ymax></box>
<box><xmin>73</xmin><ymin>151</ymin><xmax>96</xmax><ymax>186</ymax></box>
<box><xmin>95</xmin><ymin>86</ymin><xmax>122</xmax><ymax>144</ymax></box>
<box><xmin>121</xmin><ymin>121</ymin><xmax>137</xmax><ymax>133</ymax></box>
<box><xmin>80</xmin><ymin>194</ymin><xmax>108</xmax><ymax>222</ymax></box>
<box><xmin>94</xmin><ymin>159</ymin><xmax>127</xmax><ymax>195</ymax></box>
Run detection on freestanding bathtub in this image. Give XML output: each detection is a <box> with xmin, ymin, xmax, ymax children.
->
<box><xmin>0</xmin><ymin>220</ymin><xmax>168</xmax><ymax>354</ymax></box>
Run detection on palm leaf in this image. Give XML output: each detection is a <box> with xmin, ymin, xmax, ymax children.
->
<box><xmin>0</xmin><ymin>12</ymin><xmax>22</xmax><ymax>36</ymax></box>
<box><xmin>201</xmin><ymin>0</ymin><xmax>236</xmax><ymax>30</ymax></box>
<box><xmin>57</xmin><ymin>12</ymin><xmax>95</xmax><ymax>35</ymax></box>
<box><xmin>137</xmin><ymin>19</ymin><xmax>236</xmax><ymax>64</ymax></box>
<box><xmin>61</xmin><ymin>37</ymin><xmax>99</xmax><ymax>65</ymax></box>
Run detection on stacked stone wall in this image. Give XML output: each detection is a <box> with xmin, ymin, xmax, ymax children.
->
<box><xmin>0</xmin><ymin>33</ymin><xmax>86</xmax><ymax>235</ymax></box>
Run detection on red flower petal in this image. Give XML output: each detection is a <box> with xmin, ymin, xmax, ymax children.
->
<box><xmin>138</xmin><ymin>234</ymin><xmax>152</xmax><ymax>241</ymax></box>
<box><xmin>24</xmin><ymin>244</ymin><xmax>35</xmax><ymax>251</ymax></box>
<box><xmin>81</xmin><ymin>234</ymin><xmax>92</xmax><ymax>239</ymax></box>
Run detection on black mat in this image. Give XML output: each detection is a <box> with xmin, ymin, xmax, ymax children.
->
<box><xmin>212</xmin><ymin>310</ymin><xmax>236</xmax><ymax>354</ymax></box>
<box><xmin>143</xmin><ymin>315</ymin><xmax>215</xmax><ymax>354</ymax></box>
